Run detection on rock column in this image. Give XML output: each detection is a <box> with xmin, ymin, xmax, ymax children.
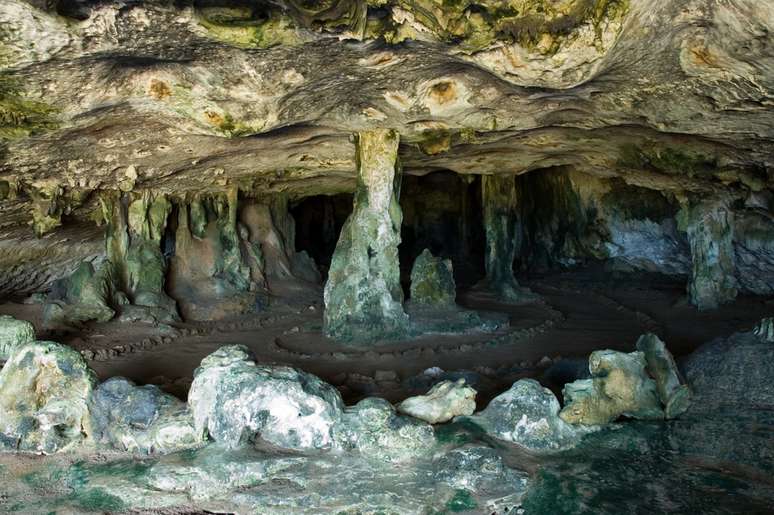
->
<box><xmin>323</xmin><ymin>129</ymin><xmax>409</xmax><ymax>342</ymax></box>
<box><xmin>678</xmin><ymin>199</ymin><xmax>738</xmax><ymax>310</ymax></box>
<box><xmin>481</xmin><ymin>174</ymin><xmax>533</xmax><ymax>301</ymax></box>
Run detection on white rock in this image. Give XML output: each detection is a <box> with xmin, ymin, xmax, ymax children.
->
<box><xmin>397</xmin><ymin>379</ymin><xmax>476</xmax><ymax>424</ymax></box>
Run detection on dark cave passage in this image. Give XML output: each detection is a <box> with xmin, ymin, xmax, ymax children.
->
<box><xmin>290</xmin><ymin>193</ymin><xmax>352</xmax><ymax>279</ymax></box>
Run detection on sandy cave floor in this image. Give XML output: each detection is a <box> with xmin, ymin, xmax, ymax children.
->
<box><xmin>1</xmin><ymin>266</ymin><xmax>771</xmax><ymax>407</ymax></box>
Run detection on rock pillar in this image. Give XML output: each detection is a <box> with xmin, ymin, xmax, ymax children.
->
<box><xmin>323</xmin><ymin>129</ymin><xmax>409</xmax><ymax>342</ymax></box>
<box><xmin>678</xmin><ymin>199</ymin><xmax>738</xmax><ymax>310</ymax></box>
<box><xmin>481</xmin><ymin>174</ymin><xmax>533</xmax><ymax>301</ymax></box>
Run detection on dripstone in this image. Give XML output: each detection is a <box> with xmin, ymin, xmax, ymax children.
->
<box><xmin>409</xmin><ymin>248</ymin><xmax>456</xmax><ymax>307</ymax></box>
<box><xmin>636</xmin><ymin>333</ymin><xmax>691</xmax><ymax>418</ymax></box>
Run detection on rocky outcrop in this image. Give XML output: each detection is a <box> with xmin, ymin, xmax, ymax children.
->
<box><xmin>188</xmin><ymin>345</ymin><xmax>344</xmax><ymax>450</ymax></box>
<box><xmin>678</xmin><ymin>199</ymin><xmax>738</xmax><ymax>310</ymax></box>
<box><xmin>636</xmin><ymin>333</ymin><xmax>691</xmax><ymax>419</ymax></box>
<box><xmin>0</xmin><ymin>314</ymin><xmax>35</xmax><ymax>360</ymax></box>
<box><xmin>397</xmin><ymin>379</ymin><xmax>476</xmax><ymax>424</ymax></box>
<box><xmin>409</xmin><ymin>248</ymin><xmax>456</xmax><ymax>307</ymax></box>
<box><xmin>323</xmin><ymin>129</ymin><xmax>409</xmax><ymax>343</ymax></box>
<box><xmin>0</xmin><ymin>341</ymin><xmax>96</xmax><ymax>453</ymax></box>
<box><xmin>462</xmin><ymin>378</ymin><xmax>589</xmax><ymax>452</ymax></box>
<box><xmin>753</xmin><ymin>317</ymin><xmax>774</xmax><ymax>343</ymax></box>
<box><xmin>334</xmin><ymin>397</ymin><xmax>435</xmax><ymax>463</ymax></box>
<box><xmin>559</xmin><ymin>350</ymin><xmax>664</xmax><ymax>425</ymax></box>
<box><xmin>43</xmin><ymin>261</ymin><xmax>115</xmax><ymax>327</ymax></box>
<box><xmin>91</xmin><ymin>377</ymin><xmax>202</xmax><ymax>455</ymax></box>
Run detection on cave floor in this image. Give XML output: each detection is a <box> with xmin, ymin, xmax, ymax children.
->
<box><xmin>1</xmin><ymin>267</ymin><xmax>770</xmax><ymax>406</ymax></box>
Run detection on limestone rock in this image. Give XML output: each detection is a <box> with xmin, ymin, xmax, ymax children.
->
<box><xmin>0</xmin><ymin>315</ymin><xmax>35</xmax><ymax>360</ymax></box>
<box><xmin>636</xmin><ymin>333</ymin><xmax>691</xmax><ymax>419</ymax></box>
<box><xmin>188</xmin><ymin>345</ymin><xmax>344</xmax><ymax>450</ymax></box>
<box><xmin>560</xmin><ymin>350</ymin><xmax>664</xmax><ymax>425</ymax></box>
<box><xmin>409</xmin><ymin>249</ymin><xmax>456</xmax><ymax>307</ymax></box>
<box><xmin>753</xmin><ymin>317</ymin><xmax>774</xmax><ymax>343</ymax></box>
<box><xmin>0</xmin><ymin>341</ymin><xmax>96</xmax><ymax>453</ymax></box>
<box><xmin>397</xmin><ymin>379</ymin><xmax>476</xmax><ymax>424</ymax></box>
<box><xmin>91</xmin><ymin>377</ymin><xmax>202</xmax><ymax>455</ymax></box>
<box><xmin>461</xmin><ymin>379</ymin><xmax>588</xmax><ymax>452</ymax></box>
<box><xmin>43</xmin><ymin>261</ymin><xmax>115</xmax><ymax>327</ymax></box>
<box><xmin>335</xmin><ymin>397</ymin><xmax>435</xmax><ymax>463</ymax></box>
<box><xmin>323</xmin><ymin>129</ymin><xmax>409</xmax><ymax>343</ymax></box>
<box><xmin>677</xmin><ymin>200</ymin><xmax>738</xmax><ymax>310</ymax></box>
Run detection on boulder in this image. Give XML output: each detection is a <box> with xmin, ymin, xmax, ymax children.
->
<box><xmin>636</xmin><ymin>333</ymin><xmax>691</xmax><ymax>418</ymax></box>
<box><xmin>43</xmin><ymin>261</ymin><xmax>115</xmax><ymax>326</ymax></box>
<box><xmin>560</xmin><ymin>350</ymin><xmax>664</xmax><ymax>425</ymax></box>
<box><xmin>461</xmin><ymin>379</ymin><xmax>589</xmax><ymax>452</ymax></box>
<box><xmin>91</xmin><ymin>377</ymin><xmax>202</xmax><ymax>454</ymax></box>
<box><xmin>0</xmin><ymin>315</ymin><xmax>35</xmax><ymax>360</ymax></box>
<box><xmin>188</xmin><ymin>345</ymin><xmax>344</xmax><ymax>450</ymax></box>
<box><xmin>0</xmin><ymin>341</ymin><xmax>96</xmax><ymax>453</ymax></box>
<box><xmin>397</xmin><ymin>379</ymin><xmax>476</xmax><ymax>424</ymax></box>
<box><xmin>334</xmin><ymin>397</ymin><xmax>435</xmax><ymax>463</ymax></box>
<box><xmin>409</xmin><ymin>249</ymin><xmax>456</xmax><ymax>307</ymax></box>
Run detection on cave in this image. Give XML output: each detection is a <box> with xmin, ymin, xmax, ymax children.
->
<box><xmin>1</xmin><ymin>0</ymin><xmax>773</xmax><ymax>513</ymax></box>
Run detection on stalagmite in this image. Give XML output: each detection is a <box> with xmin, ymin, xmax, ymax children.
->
<box><xmin>480</xmin><ymin>174</ymin><xmax>536</xmax><ymax>302</ymax></box>
<box><xmin>323</xmin><ymin>129</ymin><xmax>409</xmax><ymax>343</ymax></box>
<box><xmin>677</xmin><ymin>199</ymin><xmax>738</xmax><ymax>310</ymax></box>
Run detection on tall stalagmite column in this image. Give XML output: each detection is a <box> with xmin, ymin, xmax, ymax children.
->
<box><xmin>323</xmin><ymin>129</ymin><xmax>409</xmax><ymax>342</ymax></box>
<box><xmin>678</xmin><ymin>199</ymin><xmax>738</xmax><ymax>310</ymax></box>
<box><xmin>481</xmin><ymin>174</ymin><xmax>533</xmax><ymax>301</ymax></box>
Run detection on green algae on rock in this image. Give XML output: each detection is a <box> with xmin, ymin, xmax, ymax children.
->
<box><xmin>636</xmin><ymin>333</ymin><xmax>691</xmax><ymax>419</ymax></box>
<box><xmin>0</xmin><ymin>341</ymin><xmax>96</xmax><ymax>454</ymax></box>
<box><xmin>0</xmin><ymin>314</ymin><xmax>35</xmax><ymax>360</ymax></box>
<box><xmin>43</xmin><ymin>261</ymin><xmax>115</xmax><ymax>327</ymax></box>
<box><xmin>409</xmin><ymin>248</ymin><xmax>456</xmax><ymax>307</ymax></box>
<box><xmin>324</xmin><ymin>129</ymin><xmax>410</xmax><ymax>343</ymax></box>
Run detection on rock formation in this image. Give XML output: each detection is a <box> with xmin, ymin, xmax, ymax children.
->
<box><xmin>636</xmin><ymin>333</ymin><xmax>692</xmax><ymax>419</ymax></box>
<box><xmin>323</xmin><ymin>129</ymin><xmax>409</xmax><ymax>342</ymax></box>
<box><xmin>409</xmin><ymin>248</ymin><xmax>456</xmax><ymax>308</ymax></box>
<box><xmin>0</xmin><ymin>314</ymin><xmax>34</xmax><ymax>360</ymax></box>
<box><xmin>397</xmin><ymin>378</ymin><xmax>476</xmax><ymax>424</ymax></box>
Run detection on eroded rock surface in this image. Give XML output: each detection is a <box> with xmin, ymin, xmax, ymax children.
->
<box><xmin>0</xmin><ymin>341</ymin><xmax>96</xmax><ymax>453</ymax></box>
<box><xmin>188</xmin><ymin>345</ymin><xmax>344</xmax><ymax>450</ymax></box>
<box><xmin>0</xmin><ymin>314</ymin><xmax>34</xmax><ymax>360</ymax></box>
<box><xmin>636</xmin><ymin>333</ymin><xmax>691</xmax><ymax>419</ymax></box>
<box><xmin>397</xmin><ymin>378</ymin><xmax>476</xmax><ymax>424</ymax></box>
<box><xmin>409</xmin><ymin>248</ymin><xmax>456</xmax><ymax>307</ymax></box>
<box><xmin>560</xmin><ymin>350</ymin><xmax>664</xmax><ymax>425</ymax></box>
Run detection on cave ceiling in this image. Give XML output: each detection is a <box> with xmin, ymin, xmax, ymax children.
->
<box><xmin>0</xmin><ymin>0</ymin><xmax>772</xmax><ymax>211</ymax></box>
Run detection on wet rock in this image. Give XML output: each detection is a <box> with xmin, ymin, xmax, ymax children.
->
<box><xmin>0</xmin><ymin>341</ymin><xmax>96</xmax><ymax>453</ymax></box>
<box><xmin>397</xmin><ymin>379</ymin><xmax>476</xmax><ymax>424</ymax></box>
<box><xmin>461</xmin><ymin>379</ymin><xmax>589</xmax><ymax>452</ymax></box>
<box><xmin>0</xmin><ymin>315</ymin><xmax>35</xmax><ymax>360</ymax></box>
<box><xmin>334</xmin><ymin>397</ymin><xmax>435</xmax><ymax>463</ymax></box>
<box><xmin>323</xmin><ymin>129</ymin><xmax>409</xmax><ymax>343</ymax></box>
<box><xmin>91</xmin><ymin>377</ymin><xmax>202</xmax><ymax>454</ymax></box>
<box><xmin>677</xmin><ymin>199</ymin><xmax>738</xmax><ymax>310</ymax></box>
<box><xmin>409</xmin><ymin>248</ymin><xmax>456</xmax><ymax>307</ymax></box>
<box><xmin>753</xmin><ymin>317</ymin><xmax>774</xmax><ymax>343</ymax></box>
<box><xmin>636</xmin><ymin>333</ymin><xmax>691</xmax><ymax>418</ymax></box>
<box><xmin>43</xmin><ymin>261</ymin><xmax>115</xmax><ymax>327</ymax></box>
<box><xmin>188</xmin><ymin>345</ymin><xmax>344</xmax><ymax>450</ymax></box>
<box><xmin>560</xmin><ymin>350</ymin><xmax>664</xmax><ymax>425</ymax></box>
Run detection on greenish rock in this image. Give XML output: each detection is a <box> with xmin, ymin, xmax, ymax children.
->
<box><xmin>560</xmin><ymin>350</ymin><xmax>664</xmax><ymax>425</ymax></box>
<box><xmin>103</xmin><ymin>191</ymin><xmax>179</xmax><ymax>323</ymax></box>
<box><xmin>636</xmin><ymin>333</ymin><xmax>691</xmax><ymax>419</ymax></box>
<box><xmin>409</xmin><ymin>248</ymin><xmax>456</xmax><ymax>307</ymax></box>
<box><xmin>753</xmin><ymin>317</ymin><xmax>774</xmax><ymax>343</ymax></box>
<box><xmin>188</xmin><ymin>345</ymin><xmax>344</xmax><ymax>450</ymax></box>
<box><xmin>480</xmin><ymin>174</ymin><xmax>537</xmax><ymax>302</ymax></box>
<box><xmin>0</xmin><ymin>314</ymin><xmax>35</xmax><ymax>360</ymax></box>
<box><xmin>677</xmin><ymin>199</ymin><xmax>738</xmax><ymax>310</ymax></box>
<box><xmin>323</xmin><ymin>129</ymin><xmax>409</xmax><ymax>343</ymax></box>
<box><xmin>397</xmin><ymin>379</ymin><xmax>476</xmax><ymax>424</ymax></box>
<box><xmin>91</xmin><ymin>377</ymin><xmax>203</xmax><ymax>455</ymax></box>
<box><xmin>0</xmin><ymin>341</ymin><xmax>96</xmax><ymax>453</ymax></box>
<box><xmin>334</xmin><ymin>397</ymin><xmax>436</xmax><ymax>463</ymax></box>
<box><xmin>461</xmin><ymin>378</ymin><xmax>590</xmax><ymax>453</ymax></box>
<box><xmin>43</xmin><ymin>261</ymin><xmax>115</xmax><ymax>327</ymax></box>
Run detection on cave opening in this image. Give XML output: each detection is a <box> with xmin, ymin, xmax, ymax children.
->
<box><xmin>290</xmin><ymin>193</ymin><xmax>352</xmax><ymax>279</ymax></box>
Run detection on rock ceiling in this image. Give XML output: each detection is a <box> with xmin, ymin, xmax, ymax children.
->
<box><xmin>0</xmin><ymin>0</ymin><xmax>772</xmax><ymax>205</ymax></box>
